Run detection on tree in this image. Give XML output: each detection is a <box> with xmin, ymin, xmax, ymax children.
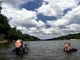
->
<box><xmin>7</xmin><ymin>27</ymin><xmax>23</xmax><ymax>40</ymax></box>
<box><xmin>0</xmin><ymin>14</ymin><xmax>40</xmax><ymax>41</ymax></box>
<box><xmin>0</xmin><ymin>14</ymin><xmax>10</xmax><ymax>34</ymax></box>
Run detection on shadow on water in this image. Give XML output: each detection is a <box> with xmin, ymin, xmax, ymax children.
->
<box><xmin>0</xmin><ymin>40</ymin><xmax>80</xmax><ymax>60</ymax></box>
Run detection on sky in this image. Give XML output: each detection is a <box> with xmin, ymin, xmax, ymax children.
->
<box><xmin>1</xmin><ymin>0</ymin><xmax>80</xmax><ymax>39</ymax></box>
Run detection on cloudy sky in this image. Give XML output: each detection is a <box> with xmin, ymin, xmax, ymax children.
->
<box><xmin>1</xmin><ymin>0</ymin><xmax>80</xmax><ymax>39</ymax></box>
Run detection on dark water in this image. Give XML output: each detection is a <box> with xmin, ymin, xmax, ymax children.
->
<box><xmin>0</xmin><ymin>40</ymin><xmax>80</xmax><ymax>60</ymax></box>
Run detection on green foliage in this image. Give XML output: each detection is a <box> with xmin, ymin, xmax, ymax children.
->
<box><xmin>0</xmin><ymin>34</ymin><xmax>6</xmax><ymax>41</ymax></box>
<box><xmin>7</xmin><ymin>27</ymin><xmax>23</xmax><ymax>40</ymax></box>
<box><xmin>0</xmin><ymin>14</ymin><xmax>10</xmax><ymax>34</ymax></box>
<box><xmin>0</xmin><ymin>14</ymin><xmax>40</xmax><ymax>41</ymax></box>
<box><xmin>22</xmin><ymin>34</ymin><xmax>40</xmax><ymax>41</ymax></box>
<box><xmin>49</xmin><ymin>33</ymin><xmax>80</xmax><ymax>40</ymax></box>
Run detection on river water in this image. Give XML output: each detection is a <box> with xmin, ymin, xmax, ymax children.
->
<box><xmin>0</xmin><ymin>40</ymin><xmax>80</xmax><ymax>60</ymax></box>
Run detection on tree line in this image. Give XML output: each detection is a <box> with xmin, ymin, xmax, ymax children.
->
<box><xmin>47</xmin><ymin>33</ymin><xmax>80</xmax><ymax>40</ymax></box>
<box><xmin>0</xmin><ymin>14</ymin><xmax>40</xmax><ymax>41</ymax></box>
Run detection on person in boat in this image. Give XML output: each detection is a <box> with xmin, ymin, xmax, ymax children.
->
<box><xmin>64</xmin><ymin>42</ymin><xmax>72</xmax><ymax>52</ymax></box>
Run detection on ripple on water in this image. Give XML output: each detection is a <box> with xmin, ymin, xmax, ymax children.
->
<box><xmin>0</xmin><ymin>40</ymin><xmax>80</xmax><ymax>60</ymax></box>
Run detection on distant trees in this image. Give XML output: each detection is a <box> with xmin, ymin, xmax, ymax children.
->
<box><xmin>22</xmin><ymin>34</ymin><xmax>40</xmax><ymax>41</ymax></box>
<box><xmin>50</xmin><ymin>33</ymin><xmax>80</xmax><ymax>40</ymax></box>
<box><xmin>0</xmin><ymin>14</ymin><xmax>40</xmax><ymax>41</ymax></box>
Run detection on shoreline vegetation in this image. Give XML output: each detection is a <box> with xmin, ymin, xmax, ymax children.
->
<box><xmin>0</xmin><ymin>14</ymin><xmax>80</xmax><ymax>44</ymax></box>
<box><xmin>0</xmin><ymin>14</ymin><xmax>40</xmax><ymax>44</ymax></box>
<box><xmin>46</xmin><ymin>33</ymin><xmax>80</xmax><ymax>40</ymax></box>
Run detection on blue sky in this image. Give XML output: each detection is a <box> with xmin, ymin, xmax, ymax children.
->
<box><xmin>20</xmin><ymin>0</ymin><xmax>57</xmax><ymax>22</ymax></box>
<box><xmin>1</xmin><ymin>0</ymin><xmax>80</xmax><ymax>39</ymax></box>
<box><xmin>20</xmin><ymin>0</ymin><xmax>43</xmax><ymax>11</ymax></box>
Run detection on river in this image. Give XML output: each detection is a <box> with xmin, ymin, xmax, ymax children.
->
<box><xmin>0</xmin><ymin>40</ymin><xmax>80</xmax><ymax>60</ymax></box>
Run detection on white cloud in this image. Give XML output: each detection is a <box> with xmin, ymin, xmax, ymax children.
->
<box><xmin>17</xmin><ymin>26</ymin><xmax>29</xmax><ymax>34</ymax></box>
<box><xmin>66</xmin><ymin>23</ymin><xmax>80</xmax><ymax>32</ymax></box>
<box><xmin>63</xmin><ymin>6</ymin><xmax>80</xmax><ymax>24</ymax></box>
<box><xmin>63</xmin><ymin>6</ymin><xmax>80</xmax><ymax>18</ymax></box>
<box><xmin>47</xmin><ymin>5</ymin><xmax>80</xmax><ymax>27</ymax></box>
<box><xmin>37</xmin><ymin>20</ymin><xmax>46</xmax><ymax>27</ymax></box>
<box><xmin>47</xmin><ymin>19</ymin><xmax>69</xmax><ymax>26</ymax></box>
<box><xmin>2</xmin><ymin>3</ymin><xmax>42</xmax><ymax>28</ymax></box>
<box><xmin>37</xmin><ymin>0</ymin><xmax>78</xmax><ymax>17</ymax></box>
<box><xmin>37</xmin><ymin>4</ymin><xmax>57</xmax><ymax>16</ymax></box>
<box><xmin>2</xmin><ymin>3</ymin><xmax>46</xmax><ymax>39</ymax></box>
<box><xmin>1</xmin><ymin>0</ymin><xmax>80</xmax><ymax>39</ymax></box>
<box><xmin>46</xmin><ymin>5</ymin><xmax>80</xmax><ymax>39</ymax></box>
<box><xmin>43</xmin><ymin>0</ymin><xmax>78</xmax><ymax>10</ymax></box>
<box><xmin>37</xmin><ymin>26</ymin><xmax>66</xmax><ymax>39</ymax></box>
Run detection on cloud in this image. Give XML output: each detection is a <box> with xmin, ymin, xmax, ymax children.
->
<box><xmin>47</xmin><ymin>19</ymin><xmax>69</xmax><ymax>27</ymax></box>
<box><xmin>34</xmin><ymin>26</ymin><xmax>66</xmax><ymax>39</ymax></box>
<box><xmin>17</xmin><ymin>26</ymin><xmax>29</xmax><ymax>34</ymax></box>
<box><xmin>46</xmin><ymin>5</ymin><xmax>80</xmax><ymax>39</ymax></box>
<box><xmin>46</xmin><ymin>6</ymin><xmax>80</xmax><ymax>27</ymax></box>
<box><xmin>1</xmin><ymin>0</ymin><xmax>80</xmax><ymax>39</ymax></box>
<box><xmin>43</xmin><ymin>0</ymin><xmax>78</xmax><ymax>10</ymax></box>
<box><xmin>66</xmin><ymin>6</ymin><xmax>80</xmax><ymax>24</ymax></box>
<box><xmin>2</xmin><ymin>3</ymin><xmax>45</xmax><ymax>28</ymax></box>
<box><xmin>2</xmin><ymin>3</ymin><xmax>46</xmax><ymax>39</ymax></box>
<box><xmin>37</xmin><ymin>4</ymin><xmax>57</xmax><ymax>16</ymax></box>
<box><xmin>66</xmin><ymin>23</ymin><xmax>80</xmax><ymax>32</ymax></box>
<box><xmin>37</xmin><ymin>0</ymin><xmax>78</xmax><ymax>17</ymax></box>
<box><xmin>61</xmin><ymin>6</ymin><xmax>80</xmax><ymax>26</ymax></box>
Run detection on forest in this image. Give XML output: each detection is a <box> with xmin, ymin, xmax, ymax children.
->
<box><xmin>0</xmin><ymin>14</ymin><xmax>40</xmax><ymax>42</ymax></box>
<box><xmin>47</xmin><ymin>33</ymin><xmax>80</xmax><ymax>40</ymax></box>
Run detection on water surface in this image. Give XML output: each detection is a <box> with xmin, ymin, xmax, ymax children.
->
<box><xmin>0</xmin><ymin>40</ymin><xmax>80</xmax><ymax>60</ymax></box>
